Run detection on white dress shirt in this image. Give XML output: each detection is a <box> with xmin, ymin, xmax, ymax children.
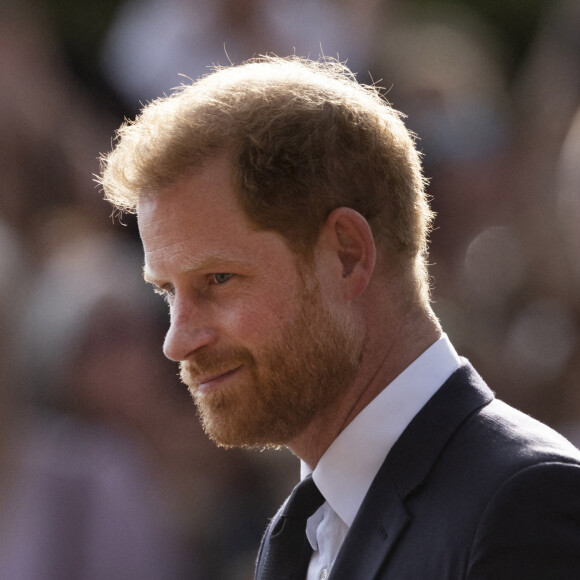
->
<box><xmin>301</xmin><ymin>335</ymin><xmax>461</xmax><ymax>580</ymax></box>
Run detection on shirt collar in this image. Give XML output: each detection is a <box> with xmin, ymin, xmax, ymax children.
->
<box><xmin>301</xmin><ymin>334</ymin><xmax>460</xmax><ymax>527</ymax></box>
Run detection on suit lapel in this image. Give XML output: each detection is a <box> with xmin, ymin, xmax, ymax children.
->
<box><xmin>329</xmin><ymin>474</ymin><xmax>409</xmax><ymax>580</ymax></box>
<box><xmin>329</xmin><ymin>362</ymin><xmax>494</xmax><ymax>580</ymax></box>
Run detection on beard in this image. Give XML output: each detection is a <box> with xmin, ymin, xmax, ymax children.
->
<box><xmin>179</xmin><ymin>277</ymin><xmax>363</xmax><ymax>449</ymax></box>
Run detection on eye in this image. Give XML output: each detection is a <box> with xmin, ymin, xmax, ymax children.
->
<box><xmin>153</xmin><ymin>284</ymin><xmax>175</xmax><ymax>304</ymax></box>
<box><xmin>212</xmin><ymin>273</ymin><xmax>233</xmax><ymax>285</ymax></box>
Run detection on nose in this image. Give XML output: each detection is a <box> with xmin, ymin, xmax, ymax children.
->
<box><xmin>162</xmin><ymin>297</ymin><xmax>217</xmax><ymax>362</ymax></box>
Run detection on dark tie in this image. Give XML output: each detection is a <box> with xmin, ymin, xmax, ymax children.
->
<box><xmin>259</xmin><ymin>475</ymin><xmax>325</xmax><ymax>580</ymax></box>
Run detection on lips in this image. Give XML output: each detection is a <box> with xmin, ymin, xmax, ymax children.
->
<box><xmin>195</xmin><ymin>365</ymin><xmax>243</xmax><ymax>393</ymax></box>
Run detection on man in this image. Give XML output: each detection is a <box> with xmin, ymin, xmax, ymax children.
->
<box><xmin>100</xmin><ymin>56</ymin><xmax>580</xmax><ymax>579</ymax></box>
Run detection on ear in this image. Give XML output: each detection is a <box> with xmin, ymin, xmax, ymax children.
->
<box><xmin>317</xmin><ymin>207</ymin><xmax>376</xmax><ymax>299</ymax></box>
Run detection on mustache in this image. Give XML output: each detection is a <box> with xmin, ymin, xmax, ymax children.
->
<box><xmin>180</xmin><ymin>347</ymin><xmax>255</xmax><ymax>386</ymax></box>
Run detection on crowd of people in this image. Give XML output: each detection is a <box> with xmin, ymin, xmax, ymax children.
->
<box><xmin>0</xmin><ymin>0</ymin><xmax>579</xmax><ymax>578</ymax></box>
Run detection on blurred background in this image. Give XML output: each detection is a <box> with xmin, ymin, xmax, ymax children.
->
<box><xmin>0</xmin><ymin>0</ymin><xmax>579</xmax><ymax>578</ymax></box>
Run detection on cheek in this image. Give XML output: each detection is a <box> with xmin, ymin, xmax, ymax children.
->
<box><xmin>220</xmin><ymin>289</ymin><xmax>300</xmax><ymax>343</ymax></box>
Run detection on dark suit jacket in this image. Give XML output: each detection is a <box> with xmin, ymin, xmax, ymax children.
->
<box><xmin>257</xmin><ymin>361</ymin><xmax>580</xmax><ymax>579</ymax></box>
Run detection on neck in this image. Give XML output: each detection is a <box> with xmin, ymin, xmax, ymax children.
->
<box><xmin>287</xmin><ymin>303</ymin><xmax>441</xmax><ymax>468</ymax></box>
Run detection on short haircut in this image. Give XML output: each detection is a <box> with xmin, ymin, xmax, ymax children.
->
<box><xmin>100</xmin><ymin>56</ymin><xmax>434</xmax><ymax>303</ymax></box>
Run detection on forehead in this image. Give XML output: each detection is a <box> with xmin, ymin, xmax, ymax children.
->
<box><xmin>137</xmin><ymin>157</ymin><xmax>297</xmax><ymax>281</ymax></box>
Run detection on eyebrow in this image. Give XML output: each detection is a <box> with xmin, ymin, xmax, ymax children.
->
<box><xmin>142</xmin><ymin>267</ymin><xmax>161</xmax><ymax>286</ymax></box>
<box><xmin>142</xmin><ymin>252</ymin><xmax>245</xmax><ymax>286</ymax></box>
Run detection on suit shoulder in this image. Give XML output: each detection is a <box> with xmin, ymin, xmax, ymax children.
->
<box><xmin>473</xmin><ymin>398</ymin><xmax>580</xmax><ymax>466</ymax></box>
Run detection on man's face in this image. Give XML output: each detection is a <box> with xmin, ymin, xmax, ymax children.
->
<box><xmin>138</xmin><ymin>157</ymin><xmax>362</xmax><ymax>448</ymax></box>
